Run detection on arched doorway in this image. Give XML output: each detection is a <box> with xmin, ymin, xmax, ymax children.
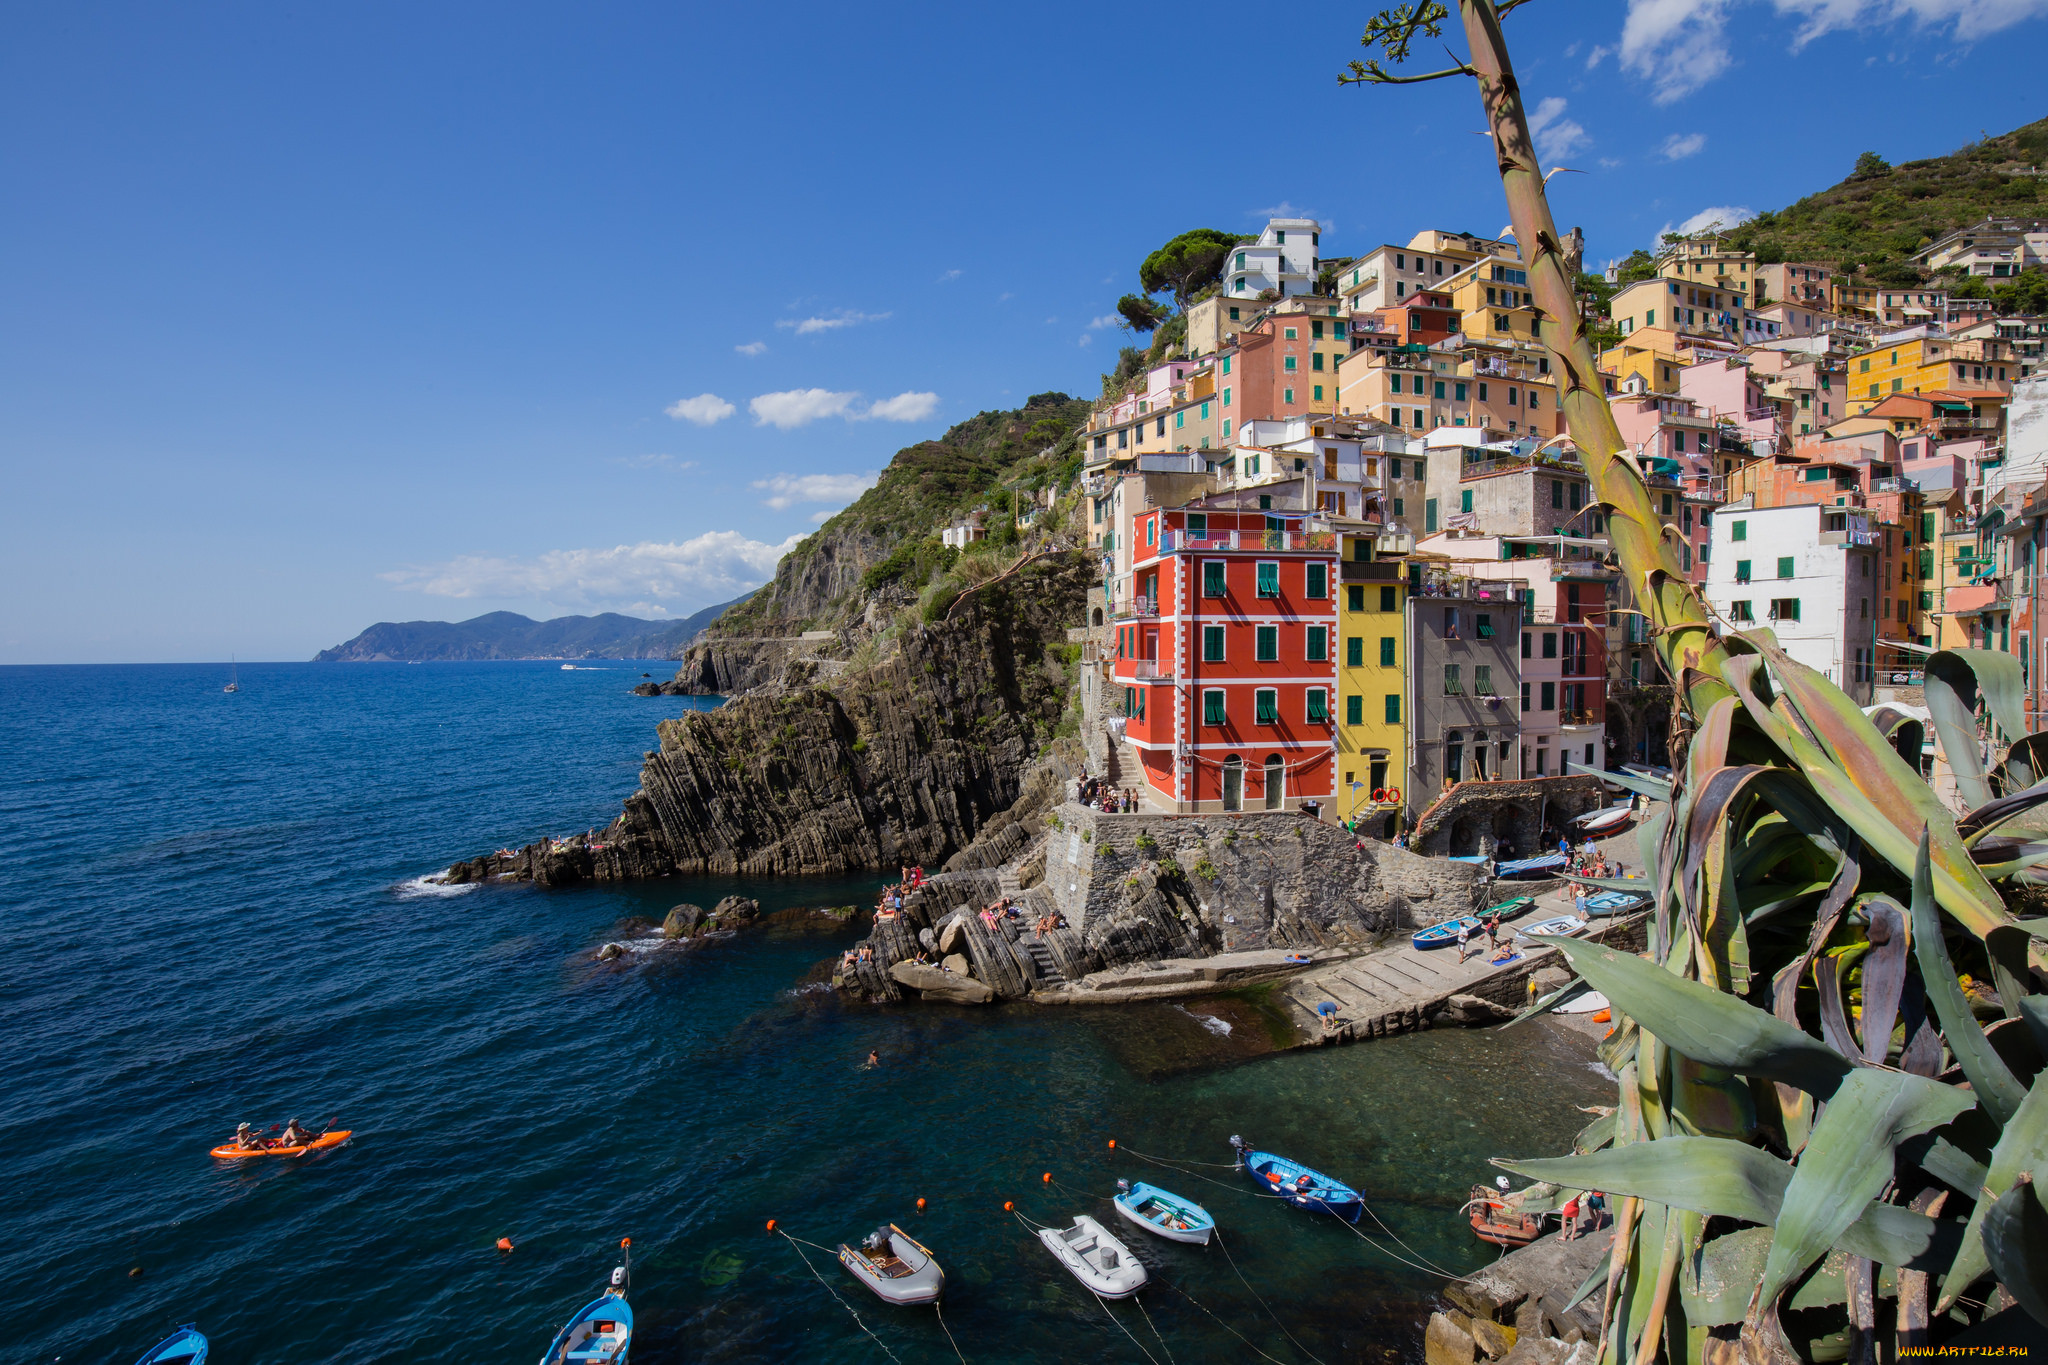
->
<box><xmin>1222</xmin><ymin>755</ymin><xmax>1243</xmax><ymax>812</ymax></box>
<box><xmin>1263</xmin><ymin>754</ymin><xmax>1284</xmax><ymax>810</ymax></box>
<box><xmin>1091</xmin><ymin>607</ymin><xmax>1104</xmax><ymax>626</ymax></box>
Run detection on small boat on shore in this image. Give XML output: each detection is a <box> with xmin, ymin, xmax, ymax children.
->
<box><xmin>1483</xmin><ymin>895</ymin><xmax>1535</xmax><ymax>920</ymax></box>
<box><xmin>1514</xmin><ymin>916</ymin><xmax>1588</xmax><ymax>943</ymax></box>
<box><xmin>539</xmin><ymin>1242</ymin><xmax>632</xmax><ymax>1365</ymax></box>
<box><xmin>1235</xmin><ymin>1141</ymin><xmax>1362</xmax><ymax>1222</ymax></box>
<box><xmin>1465</xmin><ymin>1185</ymin><xmax>1544</xmax><ymax>1248</ymax></box>
<box><xmin>135</xmin><ymin>1325</ymin><xmax>208</xmax><ymax>1365</ymax></box>
<box><xmin>1575</xmin><ymin>804</ymin><xmax>1636</xmax><ymax>834</ymax></box>
<box><xmin>1037</xmin><ymin>1214</ymin><xmax>1148</xmax><ymax>1298</ymax></box>
<box><xmin>1495</xmin><ymin>854</ymin><xmax>1568</xmax><ymax>879</ymax></box>
<box><xmin>1113</xmin><ymin>1180</ymin><xmax>1214</xmax><ymax>1245</ymax></box>
<box><xmin>837</xmin><ymin>1223</ymin><xmax>944</xmax><ymax>1305</ymax></box>
<box><xmin>209</xmin><ymin>1128</ymin><xmax>352</xmax><ymax>1159</ymax></box>
<box><xmin>1581</xmin><ymin>889</ymin><xmax>1648</xmax><ymax>917</ymax></box>
<box><xmin>1411</xmin><ymin>914</ymin><xmax>1482</xmax><ymax>950</ymax></box>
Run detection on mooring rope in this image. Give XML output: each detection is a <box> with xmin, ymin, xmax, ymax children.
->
<box><xmin>933</xmin><ymin>1300</ymin><xmax>969</xmax><ymax>1365</ymax></box>
<box><xmin>775</xmin><ymin>1230</ymin><xmax>905</xmax><ymax>1365</ymax></box>
<box><xmin>1092</xmin><ymin>1287</ymin><xmax>1164</xmax><ymax>1365</ymax></box>
<box><xmin>1152</xmin><ymin>1274</ymin><xmax>1302</xmax><ymax>1365</ymax></box>
<box><xmin>1135</xmin><ymin>1291</ymin><xmax>1178</xmax><ymax>1365</ymax></box>
<box><xmin>1213</xmin><ymin>1230</ymin><xmax>1330</xmax><ymax>1365</ymax></box>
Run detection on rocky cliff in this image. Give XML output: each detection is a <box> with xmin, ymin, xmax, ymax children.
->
<box><xmin>444</xmin><ymin>554</ymin><xmax>1090</xmax><ymax>884</ymax></box>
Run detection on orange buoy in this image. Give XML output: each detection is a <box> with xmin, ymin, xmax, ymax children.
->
<box><xmin>766</xmin><ymin>1220</ymin><xmax>777</xmax><ymax>1233</ymax></box>
<box><xmin>1592</xmin><ymin>1009</ymin><xmax>1613</xmax><ymax>1024</ymax></box>
<box><xmin>496</xmin><ymin>1237</ymin><xmax>514</xmax><ymax>1252</ymax></box>
<box><xmin>1004</xmin><ymin>1201</ymin><xmax>1014</xmax><ymax>1212</ymax></box>
<box><xmin>621</xmin><ymin>1237</ymin><xmax>631</xmax><ymax>1249</ymax></box>
<box><xmin>916</xmin><ymin>1198</ymin><xmax>926</xmax><ymax>1210</ymax></box>
<box><xmin>1042</xmin><ymin>1172</ymin><xmax>1051</xmax><ymax>1183</ymax></box>
<box><xmin>1108</xmin><ymin>1139</ymin><xmax>1117</xmax><ymax>1149</ymax></box>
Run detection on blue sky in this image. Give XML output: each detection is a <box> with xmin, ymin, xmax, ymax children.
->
<box><xmin>5</xmin><ymin>0</ymin><xmax>2045</xmax><ymax>662</ymax></box>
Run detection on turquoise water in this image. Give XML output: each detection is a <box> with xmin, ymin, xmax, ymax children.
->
<box><xmin>0</xmin><ymin>661</ymin><xmax>1611</xmax><ymax>1362</ymax></box>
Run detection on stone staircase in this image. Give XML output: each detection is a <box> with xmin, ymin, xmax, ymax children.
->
<box><xmin>1019</xmin><ymin>933</ymin><xmax>1067</xmax><ymax>985</ymax></box>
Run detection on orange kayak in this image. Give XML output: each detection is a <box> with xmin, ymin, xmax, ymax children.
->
<box><xmin>210</xmin><ymin>1129</ymin><xmax>352</xmax><ymax>1159</ymax></box>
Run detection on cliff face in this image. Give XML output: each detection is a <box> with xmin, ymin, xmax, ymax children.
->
<box><xmin>447</xmin><ymin>555</ymin><xmax>1089</xmax><ymax>884</ymax></box>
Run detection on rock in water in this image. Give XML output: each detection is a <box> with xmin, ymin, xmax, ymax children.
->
<box><xmin>597</xmin><ymin>943</ymin><xmax>625</xmax><ymax>961</ymax></box>
<box><xmin>890</xmin><ymin>960</ymin><xmax>994</xmax><ymax>1004</ymax></box>
<box><xmin>663</xmin><ymin>904</ymin><xmax>706</xmax><ymax>939</ymax></box>
<box><xmin>709</xmin><ymin>895</ymin><xmax>760</xmax><ymax>930</ymax></box>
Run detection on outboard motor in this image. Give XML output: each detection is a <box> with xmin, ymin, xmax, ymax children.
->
<box><xmin>1116</xmin><ymin>1178</ymin><xmax>1131</xmax><ymax>1195</ymax></box>
<box><xmin>1228</xmin><ymin>1134</ymin><xmax>1246</xmax><ymax>1170</ymax></box>
<box><xmin>610</xmin><ymin>1265</ymin><xmax>626</xmax><ymax>1291</ymax></box>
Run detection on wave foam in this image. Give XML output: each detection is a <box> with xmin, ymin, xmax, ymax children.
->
<box><xmin>394</xmin><ymin>874</ymin><xmax>478</xmax><ymax>899</ymax></box>
<box><xmin>1177</xmin><ymin>1005</ymin><xmax>1232</xmax><ymax>1036</ymax></box>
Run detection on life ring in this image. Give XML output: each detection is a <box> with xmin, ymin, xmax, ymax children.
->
<box><xmin>1370</xmin><ymin>787</ymin><xmax>1388</xmax><ymax>803</ymax></box>
<box><xmin>1385</xmin><ymin>787</ymin><xmax>1402</xmax><ymax>805</ymax></box>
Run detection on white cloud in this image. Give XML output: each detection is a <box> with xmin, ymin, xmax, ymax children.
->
<box><xmin>380</xmin><ymin>531</ymin><xmax>800</xmax><ymax>611</ymax></box>
<box><xmin>1598</xmin><ymin>157</ymin><xmax>1625</xmax><ymax>170</ymax></box>
<box><xmin>749</xmin><ymin>388</ymin><xmax>859</xmax><ymax>428</ymax></box>
<box><xmin>1250</xmin><ymin>201</ymin><xmax>1328</xmax><ymax>230</ymax></box>
<box><xmin>1659</xmin><ymin>205</ymin><xmax>1758</xmax><ymax>239</ymax></box>
<box><xmin>1616</xmin><ymin>0</ymin><xmax>2048</xmax><ymax>101</ymax></box>
<box><xmin>861</xmin><ymin>391</ymin><xmax>940</xmax><ymax>423</ymax></box>
<box><xmin>937</xmin><ymin>268</ymin><xmax>962</xmax><ymax>283</ymax></box>
<box><xmin>809</xmin><ymin>509</ymin><xmax>838</xmax><ymax>523</ymax></box>
<box><xmin>665</xmin><ymin>393</ymin><xmax>736</xmax><ymax>426</ymax></box>
<box><xmin>1527</xmin><ymin>97</ymin><xmax>1591</xmax><ymax>162</ymax></box>
<box><xmin>777</xmin><ymin>310</ymin><xmax>890</xmax><ymax>335</ymax></box>
<box><xmin>1078</xmin><ymin>333</ymin><xmax>1094</xmax><ymax>348</ymax></box>
<box><xmin>752</xmin><ymin>471</ymin><xmax>880</xmax><ymax>510</ymax></box>
<box><xmin>734</xmin><ymin>341</ymin><xmax>768</xmax><ymax>356</ymax></box>
<box><xmin>1087</xmin><ymin>315</ymin><xmax>1118</xmax><ymax>330</ymax></box>
<box><xmin>1660</xmin><ymin>132</ymin><xmax>1707</xmax><ymax>160</ymax></box>
<box><xmin>1585</xmin><ymin>43</ymin><xmax>1613</xmax><ymax>67</ymax></box>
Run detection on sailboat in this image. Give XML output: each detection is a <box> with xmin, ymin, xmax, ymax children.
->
<box><xmin>223</xmin><ymin>657</ymin><xmax>239</xmax><ymax>694</ymax></box>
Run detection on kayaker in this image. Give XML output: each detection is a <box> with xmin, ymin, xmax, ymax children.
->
<box><xmin>281</xmin><ymin>1118</ymin><xmax>314</xmax><ymax>1147</ymax></box>
<box><xmin>233</xmin><ymin>1122</ymin><xmax>260</xmax><ymax>1150</ymax></box>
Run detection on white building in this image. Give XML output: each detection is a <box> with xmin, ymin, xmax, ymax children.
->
<box><xmin>1224</xmin><ymin>416</ymin><xmax>1394</xmax><ymax>521</ymax></box>
<box><xmin>1224</xmin><ymin>218</ymin><xmax>1321</xmax><ymax>301</ymax></box>
<box><xmin>1703</xmin><ymin>501</ymin><xmax>1882</xmax><ymax>702</ymax></box>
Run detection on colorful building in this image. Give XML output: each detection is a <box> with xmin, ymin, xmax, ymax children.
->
<box><xmin>1335</xmin><ymin>530</ymin><xmax>1409</xmax><ymax>833</ymax></box>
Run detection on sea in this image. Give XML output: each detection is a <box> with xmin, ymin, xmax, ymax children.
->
<box><xmin>0</xmin><ymin>660</ymin><xmax>1612</xmax><ymax>1364</ymax></box>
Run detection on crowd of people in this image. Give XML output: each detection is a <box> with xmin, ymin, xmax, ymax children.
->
<box><xmin>1078</xmin><ymin>775</ymin><xmax>1139</xmax><ymax>812</ymax></box>
<box><xmin>1454</xmin><ymin>910</ymin><xmax>1519</xmax><ymax>966</ymax></box>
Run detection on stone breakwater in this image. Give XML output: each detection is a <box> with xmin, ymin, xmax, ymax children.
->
<box><xmin>834</xmin><ymin>802</ymin><xmax>1489</xmax><ymax>1006</ymax></box>
<box><xmin>440</xmin><ymin>556</ymin><xmax>1091</xmax><ymax>885</ymax></box>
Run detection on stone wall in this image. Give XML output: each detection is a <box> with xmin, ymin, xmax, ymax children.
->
<box><xmin>1408</xmin><ymin>774</ymin><xmax>1608</xmax><ymax>858</ymax></box>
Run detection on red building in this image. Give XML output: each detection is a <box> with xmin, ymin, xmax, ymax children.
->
<box><xmin>1111</xmin><ymin>496</ymin><xmax>1339</xmax><ymax>812</ymax></box>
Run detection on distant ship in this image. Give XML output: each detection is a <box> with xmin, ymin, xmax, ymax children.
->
<box><xmin>224</xmin><ymin>657</ymin><xmax>240</xmax><ymax>693</ymax></box>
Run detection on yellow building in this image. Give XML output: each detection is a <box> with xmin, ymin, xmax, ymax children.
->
<box><xmin>1444</xmin><ymin>255</ymin><xmax>1539</xmax><ymax>345</ymax></box>
<box><xmin>1599</xmin><ymin>340</ymin><xmax>1685</xmax><ymax>394</ymax></box>
<box><xmin>1337</xmin><ymin>531</ymin><xmax>1408</xmax><ymax>835</ymax></box>
<box><xmin>1658</xmin><ymin>238</ymin><xmax>1756</xmax><ymax>293</ymax></box>
<box><xmin>1849</xmin><ymin>337</ymin><xmax>2018</xmax><ymax>414</ymax></box>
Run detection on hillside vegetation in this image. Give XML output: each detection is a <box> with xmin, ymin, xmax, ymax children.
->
<box><xmin>1720</xmin><ymin>115</ymin><xmax>2048</xmax><ymax>286</ymax></box>
<box><xmin>314</xmin><ymin>602</ymin><xmax>745</xmax><ymax>662</ymax></box>
<box><xmin>709</xmin><ymin>391</ymin><xmax>1093</xmax><ymax>637</ymax></box>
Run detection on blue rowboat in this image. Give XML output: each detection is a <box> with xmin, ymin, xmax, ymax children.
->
<box><xmin>1412</xmin><ymin>915</ymin><xmax>1482</xmax><ymax>950</ymax></box>
<box><xmin>1581</xmin><ymin>890</ymin><xmax>1648</xmax><ymax>917</ymax></box>
<box><xmin>1496</xmin><ymin>854</ymin><xmax>1568</xmax><ymax>879</ymax></box>
<box><xmin>1113</xmin><ymin>1180</ymin><xmax>1215</xmax><ymax>1245</ymax></box>
<box><xmin>135</xmin><ymin>1326</ymin><xmax>208</xmax><ymax>1365</ymax></box>
<box><xmin>541</xmin><ymin>1246</ymin><xmax>633</xmax><ymax>1365</ymax></box>
<box><xmin>1242</xmin><ymin>1150</ymin><xmax>1362</xmax><ymax>1222</ymax></box>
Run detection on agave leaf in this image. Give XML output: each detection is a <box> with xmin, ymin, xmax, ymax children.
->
<box><xmin>1757</xmin><ymin>1069</ymin><xmax>1975</xmax><ymax>1311</ymax></box>
<box><xmin>1533</xmin><ymin>935</ymin><xmax>1852</xmax><ymax>1098</ymax></box>
<box><xmin>1576</xmin><ymin>1108</ymin><xmax>1619</xmax><ymax>1155</ymax></box>
<box><xmin>1501</xmin><ymin>976</ymin><xmax>1586</xmax><ymax>1029</ymax></box>
<box><xmin>1681</xmin><ymin>1233</ymin><xmax>1894</xmax><ymax>1327</ymax></box>
<box><xmin>1562</xmin><ymin>876</ymin><xmax>1657</xmax><ymax>894</ymax></box>
<box><xmin>1564</xmin><ymin>1254</ymin><xmax>1610</xmax><ymax>1312</ymax></box>
<box><xmin>1981</xmin><ymin>1175</ymin><xmax>2048</xmax><ymax>1326</ymax></box>
<box><xmin>1813</xmin><ymin>955</ymin><xmax>1861</xmax><ymax>1059</ymax></box>
<box><xmin>1926</xmin><ymin>650</ymin><xmax>2018</xmax><ymax>812</ymax></box>
<box><xmin>1941</xmin><ymin>1075</ymin><xmax>2048</xmax><ymax>1312</ymax></box>
<box><xmin>1996</xmin><ymin>734</ymin><xmax>2048</xmax><ymax>796</ymax></box>
<box><xmin>1572</xmin><ymin>759</ymin><xmax>1670</xmax><ymax>803</ymax></box>
<box><xmin>1959</xmin><ymin>779</ymin><xmax>2048</xmax><ymax>846</ymax></box>
<box><xmin>1909</xmin><ymin>830</ymin><xmax>2027</xmax><ymax>1126</ymax></box>
<box><xmin>1920</xmin><ymin>1136</ymin><xmax>1991</xmax><ymax>1196</ymax></box>
<box><xmin>1861</xmin><ymin>897</ymin><xmax>1909</xmax><ymax>1064</ymax></box>
<box><xmin>2021</xmin><ymin>996</ymin><xmax>2048</xmax><ymax>1060</ymax></box>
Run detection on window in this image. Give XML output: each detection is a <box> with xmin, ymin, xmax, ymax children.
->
<box><xmin>1379</xmin><ymin>586</ymin><xmax>1397</xmax><ymax>612</ymax></box>
<box><xmin>1255</xmin><ymin>626</ymin><xmax>1278</xmax><ymax>661</ymax></box>
<box><xmin>1347</xmin><ymin>636</ymin><xmax>1364</xmax><ymax>666</ymax></box>
<box><xmin>1460</xmin><ymin>489</ymin><xmax>1474</xmax><ymax>514</ymax></box>
<box><xmin>1255</xmin><ymin>689</ymin><xmax>1278</xmax><ymax>724</ymax></box>
<box><xmin>1203</xmin><ymin>690</ymin><xmax>1226</xmax><ymax>726</ymax></box>
<box><xmin>1255</xmin><ymin>562</ymin><xmax>1279</xmax><ymax>597</ymax></box>
<box><xmin>1443</xmin><ymin>664</ymin><xmax>1462</xmax><ymax>695</ymax></box>
<box><xmin>1474</xmin><ymin>665</ymin><xmax>1494</xmax><ymax>695</ymax></box>
<box><xmin>1769</xmin><ymin>598</ymin><xmax>1801</xmax><ymax>621</ymax></box>
<box><xmin>1455</xmin><ymin>382</ymin><xmax>1467</xmax><ymax>401</ymax></box>
<box><xmin>1346</xmin><ymin>694</ymin><xmax>1363</xmax><ymax>725</ymax></box>
<box><xmin>1203</xmin><ymin>562</ymin><xmax>1226</xmax><ymax>597</ymax></box>
<box><xmin>1521</xmin><ymin>682</ymin><xmax>1531</xmax><ymax>712</ymax></box>
<box><xmin>1379</xmin><ymin>636</ymin><xmax>1396</xmax><ymax>667</ymax></box>
<box><xmin>1730</xmin><ymin>600</ymin><xmax>1753</xmax><ymax>622</ymax></box>
<box><xmin>1552</xmin><ymin>481</ymin><xmax>1564</xmax><ymax>509</ymax></box>
<box><xmin>1284</xmin><ymin>327</ymin><xmax>1297</xmax><ymax>340</ymax></box>
<box><xmin>1203</xmin><ymin>625</ymin><xmax>1225</xmax><ymax>661</ymax></box>
<box><xmin>1222</xmin><ymin>356</ymin><xmax>1232</xmax><ymax>376</ymax></box>
<box><xmin>1384</xmin><ymin>694</ymin><xmax>1401</xmax><ymax>723</ymax></box>
<box><xmin>1390</xmin><ymin>374</ymin><xmax>1403</xmax><ymax>395</ymax></box>
<box><xmin>1307</xmin><ymin>689</ymin><xmax>1328</xmax><ymax>722</ymax></box>
<box><xmin>1285</xmin><ymin>355</ymin><xmax>1297</xmax><ymax>372</ymax></box>
<box><xmin>1777</xmin><ymin>556</ymin><xmax>1795</xmax><ymax>579</ymax></box>
<box><xmin>1542</xmin><ymin>632</ymin><xmax>1558</xmax><ymax>659</ymax></box>
<box><xmin>1521</xmin><ymin>632</ymin><xmax>1531</xmax><ymax>659</ymax></box>
<box><xmin>1476</xmin><ymin>613</ymin><xmax>1494</xmax><ymax>639</ymax></box>
<box><xmin>1306</xmin><ymin>626</ymin><xmax>1328</xmax><ymax>661</ymax></box>
<box><xmin>1425</xmin><ymin>498</ymin><xmax>1439</xmax><ymax>533</ymax></box>
<box><xmin>1434</xmin><ymin>381</ymin><xmax>1446</xmax><ymax>399</ymax></box>
<box><xmin>1735</xmin><ymin>559</ymin><xmax>1752</xmax><ymax>583</ymax></box>
<box><xmin>1313</xmin><ymin>385</ymin><xmax>1323</xmax><ymax>402</ymax></box>
<box><xmin>1540</xmin><ymin>681</ymin><xmax>1556</xmax><ymax>710</ymax></box>
<box><xmin>1187</xmin><ymin>513</ymin><xmax>1207</xmax><ymax>537</ymax></box>
<box><xmin>1306</xmin><ymin>562</ymin><xmax>1328</xmax><ymax>598</ymax></box>
<box><xmin>1312</xmin><ymin>352</ymin><xmax>1325</xmax><ymax>372</ymax></box>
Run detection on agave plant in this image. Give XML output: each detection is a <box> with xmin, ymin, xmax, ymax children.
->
<box><xmin>1346</xmin><ymin>3</ymin><xmax>2048</xmax><ymax>1358</ymax></box>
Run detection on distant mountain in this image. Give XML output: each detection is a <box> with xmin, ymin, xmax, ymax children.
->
<box><xmin>314</xmin><ymin>595</ymin><xmax>751</xmax><ymax>662</ymax></box>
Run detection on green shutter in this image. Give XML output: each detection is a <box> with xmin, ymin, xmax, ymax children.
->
<box><xmin>1384</xmin><ymin>694</ymin><xmax>1401</xmax><ymax>724</ymax></box>
<box><xmin>1256</xmin><ymin>626</ymin><xmax>1278</xmax><ymax>661</ymax></box>
<box><xmin>1256</xmin><ymin>691</ymin><xmax>1277</xmax><ymax>724</ymax></box>
<box><xmin>1307</xmin><ymin>690</ymin><xmax>1328</xmax><ymax>722</ymax></box>
<box><xmin>1732</xmin><ymin>520</ymin><xmax>1746</xmax><ymax>541</ymax></box>
<box><xmin>1204</xmin><ymin>562</ymin><xmax>1226</xmax><ymax>596</ymax></box>
<box><xmin>1425</xmin><ymin>499</ymin><xmax>1439</xmax><ymax>533</ymax></box>
<box><xmin>1204</xmin><ymin>690</ymin><xmax>1226</xmax><ymax>726</ymax></box>
<box><xmin>1379</xmin><ymin>637</ymin><xmax>1395</xmax><ymax>667</ymax></box>
<box><xmin>1777</xmin><ymin>556</ymin><xmax>1795</xmax><ymax>579</ymax></box>
<box><xmin>1346</xmin><ymin>694</ymin><xmax>1363</xmax><ymax>725</ymax></box>
<box><xmin>1204</xmin><ymin>625</ymin><xmax>1225</xmax><ymax>661</ymax></box>
<box><xmin>1256</xmin><ymin>562</ymin><xmax>1279</xmax><ymax>597</ymax></box>
<box><xmin>1346</xmin><ymin>636</ymin><xmax>1363</xmax><ymax>666</ymax></box>
<box><xmin>1306</xmin><ymin>562</ymin><xmax>1327</xmax><ymax>597</ymax></box>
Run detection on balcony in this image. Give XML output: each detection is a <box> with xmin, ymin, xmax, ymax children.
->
<box><xmin>1339</xmin><ymin>560</ymin><xmax>1404</xmax><ymax>582</ymax></box>
<box><xmin>1132</xmin><ymin>659</ymin><xmax>1172</xmax><ymax>681</ymax></box>
<box><xmin>1416</xmin><ymin>571</ymin><xmax>1528</xmax><ymax>602</ymax></box>
<box><xmin>1818</xmin><ymin>528</ymin><xmax>1881</xmax><ymax>547</ymax></box>
<box><xmin>1872</xmin><ymin>477</ymin><xmax>1919</xmax><ymax>494</ymax></box>
<box><xmin>1560</xmin><ymin>711</ymin><xmax>1602</xmax><ymax>728</ymax></box>
<box><xmin>1136</xmin><ymin>452</ymin><xmax>1208</xmax><ymax>475</ymax></box>
<box><xmin>1114</xmin><ymin>599</ymin><xmax>1159</xmax><ymax>620</ymax></box>
<box><xmin>1551</xmin><ymin>561</ymin><xmax>1619</xmax><ymax>582</ymax></box>
<box><xmin>1158</xmin><ymin>528</ymin><xmax>1337</xmax><ymax>553</ymax></box>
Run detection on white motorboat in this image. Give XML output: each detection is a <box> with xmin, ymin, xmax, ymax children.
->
<box><xmin>1037</xmin><ymin>1214</ymin><xmax>1148</xmax><ymax>1298</ymax></box>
